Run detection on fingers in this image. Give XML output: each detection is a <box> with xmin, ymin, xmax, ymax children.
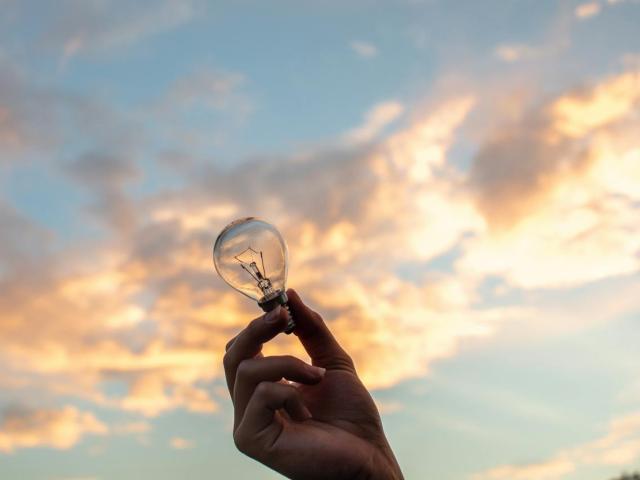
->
<box><xmin>286</xmin><ymin>289</ymin><xmax>355</xmax><ymax>371</ymax></box>
<box><xmin>223</xmin><ymin>306</ymin><xmax>289</xmax><ymax>395</ymax></box>
<box><xmin>233</xmin><ymin>355</ymin><xmax>325</xmax><ymax>426</ymax></box>
<box><xmin>234</xmin><ymin>382</ymin><xmax>311</xmax><ymax>457</ymax></box>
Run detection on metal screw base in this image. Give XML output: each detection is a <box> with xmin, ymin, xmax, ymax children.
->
<box><xmin>283</xmin><ymin>304</ymin><xmax>295</xmax><ymax>334</ymax></box>
<box><xmin>258</xmin><ymin>289</ymin><xmax>296</xmax><ymax>334</ymax></box>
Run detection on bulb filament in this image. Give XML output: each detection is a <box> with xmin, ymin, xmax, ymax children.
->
<box><xmin>234</xmin><ymin>247</ymin><xmax>274</xmax><ymax>297</ymax></box>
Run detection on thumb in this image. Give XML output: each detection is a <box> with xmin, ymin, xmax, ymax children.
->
<box><xmin>287</xmin><ymin>289</ymin><xmax>355</xmax><ymax>371</ymax></box>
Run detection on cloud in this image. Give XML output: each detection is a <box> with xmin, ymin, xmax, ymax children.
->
<box><xmin>551</xmin><ymin>72</ymin><xmax>640</xmax><ymax>137</ymax></box>
<box><xmin>472</xmin><ymin>410</ymin><xmax>640</xmax><ymax>479</ymax></box>
<box><xmin>0</xmin><ymin>202</ymin><xmax>52</xmax><ymax>273</ymax></box>
<box><xmin>118</xmin><ymin>375</ymin><xmax>218</xmax><ymax>417</ymax></box>
<box><xmin>0</xmin><ymin>53</ymin><xmax>141</xmax><ymax>170</ymax></box>
<box><xmin>112</xmin><ymin>421</ymin><xmax>151</xmax><ymax>435</ymax></box>
<box><xmin>0</xmin><ymin>105</ymin><xmax>22</xmax><ymax>150</ymax></box>
<box><xmin>164</xmin><ymin>69</ymin><xmax>248</xmax><ymax>113</ymax></box>
<box><xmin>170</xmin><ymin>437</ymin><xmax>194</xmax><ymax>449</ymax></box>
<box><xmin>374</xmin><ymin>399</ymin><xmax>404</xmax><ymax>415</ymax></box>
<box><xmin>0</xmin><ymin>59</ymin><xmax>62</xmax><ymax>157</ymax></box>
<box><xmin>350</xmin><ymin>40</ymin><xmax>378</xmax><ymax>58</ymax></box>
<box><xmin>0</xmin><ymin>92</ymin><xmax>493</xmax><ymax>419</ymax></box>
<box><xmin>45</xmin><ymin>0</ymin><xmax>198</xmax><ymax>62</ymax></box>
<box><xmin>344</xmin><ymin>100</ymin><xmax>405</xmax><ymax>144</ymax></box>
<box><xmin>1</xmin><ymin>62</ymin><xmax>639</xmax><ymax>428</ymax></box>
<box><xmin>65</xmin><ymin>152</ymin><xmax>139</xmax><ymax>188</ymax></box>
<box><xmin>494</xmin><ymin>44</ymin><xmax>539</xmax><ymax>63</ymax></box>
<box><xmin>56</xmin><ymin>477</ymin><xmax>99</xmax><ymax>480</ymax></box>
<box><xmin>0</xmin><ymin>405</ymin><xmax>107</xmax><ymax>453</ymax></box>
<box><xmin>463</xmin><ymin>71</ymin><xmax>640</xmax><ymax>288</ymax></box>
<box><xmin>472</xmin><ymin>458</ymin><xmax>575</xmax><ymax>480</ymax></box>
<box><xmin>575</xmin><ymin>2</ymin><xmax>602</xmax><ymax>19</ymax></box>
<box><xmin>573</xmin><ymin>0</ymin><xmax>636</xmax><ymax>23</ymax></box>
<box><xmin>145</xmin><ymin>67</ymin><xmax>251</xmax><ymax>152</ymax></box>
<box><xmin>64</xmin><ymin>151</ymin><xmax>141</xmax><ymax>233</ymax></box>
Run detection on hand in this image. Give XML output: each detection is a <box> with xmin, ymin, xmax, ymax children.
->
<box><xmin>223</xmin><ymin>289</ymin><xmax>404</xmax><ymax>480</ymax></box>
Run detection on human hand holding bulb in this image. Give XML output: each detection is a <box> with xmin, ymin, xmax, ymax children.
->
<box><xmin>214</xmin><ymin>218</ymin><xmax>403</xmax><ymax>480</ymax></box>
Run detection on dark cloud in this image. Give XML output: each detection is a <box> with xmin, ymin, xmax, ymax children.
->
<box><xmin>469</xmin><ymin>108</ymin><xmax>594</xmax><ymax>228</ymax></box>
<box><xmin>65</xmin><ymin>151</ymin><xmax>139</xmax><ymax>188</ymax></box>
<box><xmin>192</xmin><ymin>145</ymin><xmax>378</xmax><ymax>229</ymax></box>
<box><xmin>0</xmin><ymin>61</ymin><xmax>60</xmax><ymax>158</ymax></box>
<box><xmin>0</xmin><ymin>202</ymin><xmax>52</xmax><ymax>274</ymax></box>
<box><xmin>63</xmin><ymin>151</ymin><xmax>140</xmax><ymax>233</ymax></box>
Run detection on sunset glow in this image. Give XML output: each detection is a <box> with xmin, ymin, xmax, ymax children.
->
<box><xmin>1</xmin><ymin>1</ymin><xmax>639</xmax><ymax>479</ymax></box>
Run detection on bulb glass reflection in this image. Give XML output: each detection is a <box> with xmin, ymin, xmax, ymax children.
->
<box><xmin>213</xmin><ymin>217</ymin><xmax>294</xmax><ymax>332</ymax></box>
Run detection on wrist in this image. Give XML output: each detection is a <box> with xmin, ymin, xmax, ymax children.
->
<box><xmin>365</xmin><ymin>449</ymin><xmax>403</xmax><ymax>480</ymax></box>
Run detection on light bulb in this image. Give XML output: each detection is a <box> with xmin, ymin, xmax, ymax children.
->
<box><xmin>213</xmin><ymin>217</ymin><xmax>295</xmax><ymax>333</ymax></box>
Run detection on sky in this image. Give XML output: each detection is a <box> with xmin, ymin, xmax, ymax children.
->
<box><xmin>0</xmin><ymin>1</ymin><xmax>639</xmax><ymax>479</ymax></box>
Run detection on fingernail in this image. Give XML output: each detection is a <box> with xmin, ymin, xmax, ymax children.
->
<box><xmin>264</xmin><ymin>306</ymin><xmax>281</xmax><ymax>324</ymax></box>
<box><xmin>303</xmin><ymin>406</ymin><xmax>312</xmax><ymax>419</ymax></box>
<box><xmin>310</xmin><ymin>366</ymin><xmax>326</xmax><ymax>377</ymax></box>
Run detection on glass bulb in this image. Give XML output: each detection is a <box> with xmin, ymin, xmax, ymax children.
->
<box><xmin>213</xmin><ymin>217</ymin><xmax>295</xmax><ymax>333</ymax></box>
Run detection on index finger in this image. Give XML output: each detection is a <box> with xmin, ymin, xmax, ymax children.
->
<box><xmin>223</xmin><ymin>306</ymin><xmax>289</xmax><ymax>395</ymax></box>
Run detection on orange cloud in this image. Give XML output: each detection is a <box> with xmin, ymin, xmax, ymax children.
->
<box><xmin>575</xmin><ymin>2</ymin><xmax>602</xmax><ymax>19</ymax></box>
<box><xmin>473</xmin><ymin>410</ymin><xmax>640</xmax><ymax>479</ymax></box>
<box><xmin>344</xmin><ymin>100</ymin><xmax>405</xmax><ymax>143</ymax></box>
<box><xmin>170</xmin><ymin>437</ymin><xmax>195</xmax><ymax>449</ymax></box>
<box><xmin>552</xmin><ymin>72</ymin><xmax>640</xmax><ymax>137</ymax></box>
<box><xmin>0</xmin><ymin>67</ymin><xmax>638</xmax><ymax>435</ymax></box>
<box><xmin>464</xmin><ymin>72</ymin><xmax>640</xmax><ymax>287</ymax></box>
<box><xmin>0</xmin><ymin>406</ymin><xmax>107</xmax><ymax>453</ymax></box>
<box><xmin>472</xmin><ymin>458</ymin><xmax>575</xmax><ymax>480</ymax></box>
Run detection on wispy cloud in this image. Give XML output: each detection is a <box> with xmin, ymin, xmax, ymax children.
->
<box><xmin>575</xmin><ymin>2</ymin><xmax>602</xmax><ymax>19</ymax></box>
<box><xmin>343</xmin><ymin>100</ymin><xmax>405</xmax><ymax>144</ymax></box>
<box><xmin>50</xmin><ymin>0</ymin><xmax>198</xmax><ymax>64</ymax></box>
<box><xmin>164</xmin><ymin>69</ymin><xmax>248</xmax><ymax>112</ymax></box>
<box><xmin>0</xmin><ymin>54</ymin><xmax>141</xmax><ymax>167</ymax></box>
<box><xmin>350</xmin><ymin>40</ymin><xmax>378</xmax><ymax>58</ymax></box>
<box><xmin>575</xmin><ymin>0</ymin><xmax>637</xmax><ymax>21</ymax></box>
<box><xmin>472</xmin><ymin>458</ymin><xmax>575</xmax><ymax>480</ymax></box>
<box><xmin>112</xmin><ymin>421</ymin><xmax>151</xmax><ymax>435</ymax></box>
<box><xmin>472</xmin><ymin>411</ymin><xmax>640</xmax><ymax>479</ymax></box>
<box><xmin>147</xmin><ymin>67</ymin><xmax>252</xmax><ymax>152</ymax></box>
<box><xmin>494</xmin><ymin>44</ymin><xmax>539</xmax><ymax>63</ymax></box>
<box><xmin>170</xmin><ymin>437</ymin><xmax>195</xmax><ymax>449</ymax></box>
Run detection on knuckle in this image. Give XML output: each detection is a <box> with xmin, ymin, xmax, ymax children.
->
<box><xmin>235</xmin><ymin>359</ymin><xmax>254</xmax><ymax>381</ymax></box>
<box><xmin>233</xmin><ymin>429</ymin><xmax>249</xmax><ymax>453</ymax></box>
<box><xmin>247</xmin><ymin>317</ymin><xmax>263</xmax><ymax>335</ymax></box>
<box><xmin>342</xmin><ymin>352</ymin><xmax>356</xmax><ymax>371</ymax></box>
<box><xmin>280</xmin><ymin>354</ymin><xmax>298</xmax><ymax>364</ymax></box>
<box><xmin>254</xmin><ymin>381</ymin><xmax>272</xmax><ymax>398</ymax></box>
<box><xmin>280</xmin><ymin>382</ymin><xmax>298</xmax><ymax>398</ymax></box>
<box><xmin>225</xmin><ymin>337</ymin><xmax>236</xmax><ymax>352</ymax></box>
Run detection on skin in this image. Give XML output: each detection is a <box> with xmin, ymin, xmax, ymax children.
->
<box><xmin>223</xmin><ymin>289</ymin><xmax>404</xmax><ymax>480</ymax></box>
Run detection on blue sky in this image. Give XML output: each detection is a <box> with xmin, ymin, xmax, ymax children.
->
<box><xmin>1</xmin><ymin>1</ymin><xmax>639</xmax><ymax>479</ymax></box>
